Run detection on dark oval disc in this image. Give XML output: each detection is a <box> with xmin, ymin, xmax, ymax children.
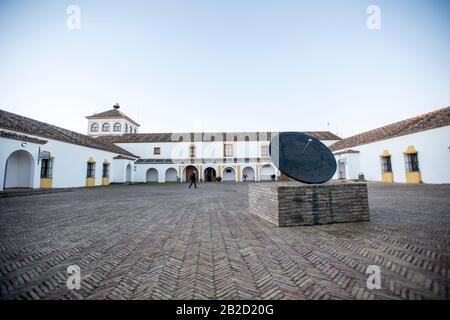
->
<box><xmin>269</xmin><ymin>132</ymin><xmax>336</xmax><ymax>184</ymax></box>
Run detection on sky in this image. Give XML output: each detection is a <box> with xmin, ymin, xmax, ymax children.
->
<box><xmin>0</xmin><ymin>0</ymin><xmax>449</xmax><ymax>138</ymax></box>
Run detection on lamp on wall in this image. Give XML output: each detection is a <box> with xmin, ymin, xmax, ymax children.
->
<box><xmin>21</xmin><ymin>142</ymin><xmax>27</xmax><ymax>147</ymax></box>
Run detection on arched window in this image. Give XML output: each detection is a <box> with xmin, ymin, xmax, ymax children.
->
<box><xmin>179</xmin><ymin>136</ymin><xmax>183</xmax><ymax>142</ymax></box>
<box><xmin>134</xmin><ymin>129</ymin><xmax>136</xmax><ymax>134</ymax></box>
<box><xmin>129</xmin><ymin>126</ymin><xmax>133</xmax><ymax>133</ymax></box>
<box><xmin>102</xmin><ymin>123</ymin><xmax>110</xmax><ymax>132</ymax></box>
<box><xmin>124</xmin><ymin>124</ymin><xmax>128</xmax><ymax>133</ymax></box>
<box><xmin>91</xmin><ymin>123</ymin><xmax>99</xmax><ymax>132</ymax></box>
<box><xmin>113</xmin><ymin>123</ymin><xmax>122</xmax><ymax>132</ymax></box>
<box><xmin>211</xmin><ymin>136</ymin><xmax>215</xmax><ymax>142</ymax></box>
<box><xmin>234</xmin><ymin>136</ymin><xmax>238</xmax><ymax>142</ymax></box>
<box><xmin>245</xmin><ymin>136</ymin><xmax>249</xmax><ymax>141</ymax></box>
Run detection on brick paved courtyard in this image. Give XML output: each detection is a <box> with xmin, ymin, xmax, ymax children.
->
<box><xmin>0</xmin><ymin>182</ymin><xmax>449</xmax><ymax>300</ymax></box>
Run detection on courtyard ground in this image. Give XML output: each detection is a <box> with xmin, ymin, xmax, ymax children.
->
<box><xmin>0</xmin><ymin>182</ymin><xmax>449</xmax><ymax>300</ymax></box>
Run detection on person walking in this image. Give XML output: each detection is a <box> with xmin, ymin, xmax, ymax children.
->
<box><xmin>243</xmin><ymin>170</ymin><xmax>248</xmax><ymax>182</ymax></box>
<box><xmin>189</xmin><ymin>171</ymin><xmax>197</xmax><ymax>189</ymax></box>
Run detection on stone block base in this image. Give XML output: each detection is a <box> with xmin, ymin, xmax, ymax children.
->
<box><xmin>248</xmin><ymin>182</ymin><xmax>370</xmax><ymax>227</ymax></box>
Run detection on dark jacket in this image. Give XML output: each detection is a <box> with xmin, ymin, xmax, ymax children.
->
<box><xmin>190</xmin><ymin>172</ymin><xmax>196</xmax><ymax>182</ymax></box>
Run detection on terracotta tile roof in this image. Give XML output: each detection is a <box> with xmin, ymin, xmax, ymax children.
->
<box><xmin>333</xmin><ymin>149</ymin><xmax>360</xmax><ymax>156</ymax></box>
<box><xmin>113</xmin><ymin>155</ymin><xmax>138</xmax><ymax>160</ymax></box>
<box><xmin>0</xmin><ymin>130</ymin><xmax>48</xmax><ymax>145</ymax></box>
<box><xmin>86</xmin><ymin>108</ymin><xmax>140</xmax><ymax>126</ymax></box>
<box><xmin>0</xmin><ymin>110</ymin><xmax>138</xmax><ymax>158</ymax></box>
<box><xmin>330</xmin><ymin>107</ymin><xmax>450</xmax><ymax>151</ymax></box>
<box><xmin>97</xmin><ymin>131</ymin><xmax>341</xmax><ymax>143</ymax></box>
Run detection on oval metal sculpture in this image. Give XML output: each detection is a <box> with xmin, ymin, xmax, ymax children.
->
<box><xmin>269</xmin><ymin>132</ymin><xmax>336</xmax><ymax>184</ymax></box>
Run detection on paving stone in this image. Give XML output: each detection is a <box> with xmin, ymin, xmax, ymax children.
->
<box><xmin>0</xmin><ymin>182</ymin><xmax>449</xmax><ymax>300</ymax></box>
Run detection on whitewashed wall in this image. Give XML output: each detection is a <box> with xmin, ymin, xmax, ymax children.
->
<box><xmin>110</xmin><ymin>158</ymin><xmax>135</xmax><ymax>183</ymax></box>
<box><xmin>116</xmin><ymin>139</ymin><xmax>337</xmax><ymax>161</ymax></box>
<box><xmin>132</xmin><ymin>162</ymin><xmax>277</xmax><ymax>183</ymax></box>
<box><xmin>0</xmin><ymin>130</ymin><xmax>122</xmax><ymax>190</ymax></box>
<box><xmin>333</xmin><ymin>153</ymin><xmax>361</xmax><ymax>180</ymax></box>
<box><xmin>333</xmin><ymin>126</ymin><xmax>450</xmax><ymax>183</ymax></box>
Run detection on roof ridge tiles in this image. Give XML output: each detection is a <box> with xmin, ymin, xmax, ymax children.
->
<box><xmin>0</xmin><ymin>109</ymin><xmax>138</xmax><ymax>158</ymax></box>
<box><xmin>330</xmin><ymin>106</ymin><xmax>450</xmax><ymax>151</ymax></box>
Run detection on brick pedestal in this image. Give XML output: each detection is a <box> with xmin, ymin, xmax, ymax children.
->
<box><xmin>248</xmin><ymin>181</ymin><xmax>370</xmax><ymax>227</ymax></box>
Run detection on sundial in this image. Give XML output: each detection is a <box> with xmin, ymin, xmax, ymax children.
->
<box><xmin>269</xmin><ymin>132</ymin><xmax>336</xmax><ymax>184</ymax></box>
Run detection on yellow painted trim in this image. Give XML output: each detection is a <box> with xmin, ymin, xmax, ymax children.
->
<box><xmin>380</xmin><ymin>150</ymin><xmax>391</xmax><ymax>157</ymax></box>
<box><xmin>404</xmin><ymin>145</ymin><xmax>418</xmax><ymax>154</ymax></box>
<box><xmin>217</xmin><ymin>165</ymin><xmax>222</xmax><ymax>178</ymax></box>
<box><xmin>86</xmin><ymin>177</ymin><xmax>96</xmax><ymax>187</ymax></box>
<box><xmin>381</xmin><ymin>172</ymin><xmax>394</xmax><ymax>183</ymax></box>
<box><xmin>405</xmin><ymin>171</ymin><xmax>422</xmax><ymax>184</ymax></box>
<box><xmin>102</xmin><ymin>177</ymin><xmax>110</xmax><ymax>186</ymax></box>
<box><xmin>199</xmin><ymin>165</ymin><xmax>203</xmax><ymax>182</ymax></box>
<box><xmin>236</xmin><ymin>165</ymin><xmax>241</xmax><ymax>182</ymax></box>
<box><xmin>88</xmin><ymin>157</ymin><xmax>96</xmax><ymax>163</ymax></box>
<box><xmin>40</xmin><ymin>178</ymin><xmax>53</xmax><ymax>188</ymax></box>
<box><xmin>256</xmin><ymin>164</ymin><xmax>260</xmax><ymax>181</ymax></box>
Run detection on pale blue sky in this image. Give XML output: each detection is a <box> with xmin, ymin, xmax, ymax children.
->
<box><xmin>0</xmin><ymin>0</ymin><xmax>449</xmax><ymax>137</ymax></box>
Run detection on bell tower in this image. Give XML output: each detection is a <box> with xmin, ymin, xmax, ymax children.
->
<box><xmin>85</xmin><ymin>103</ymin><xmax>140</xmax><ymax>137</ymax></box>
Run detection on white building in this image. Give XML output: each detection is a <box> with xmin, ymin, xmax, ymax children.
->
<box><xmin>91</xmin><ymin>105</ymin><xmax>341</xmax><ymax>184</ymax></box>
<box><xmin>330</xmin><ymin>107</ymin><xmax>450</xmax><ymax>184</ymax></box>
<box><xmin>4</xmin><ymin>103</ymin><xmax>447</xmax><ymax>191</ymax></box>
<box><xmin>0</xmin><ymin>104</ymin><xmax>340</xmax><ymax>190</ymax></box>
<box><xmin>0</xmin><ymin>109</ymin><xmax>138</xmax><ymax>191</ymax></box>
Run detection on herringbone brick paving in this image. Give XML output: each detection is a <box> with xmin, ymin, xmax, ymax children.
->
<box><xmin>0</xmin><ymin>182</ymin><xmax>449</xmax><ymax>300</ymax></box>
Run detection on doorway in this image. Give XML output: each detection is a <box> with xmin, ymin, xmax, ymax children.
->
<box><xmin>4</xmin><ymin>150</ymin><xmax>35</xmax><ymax>189</ymax></box>
<box><xmin>126</xmin><ymin>163</ymin><xmax>132</xmax><ymax>183</ymax></box>
<box><xmin>184</xmin><ymin>165</ymin><xmax>198</xmax><ymax>182</ymax></box>
<box><xmin>204</xmin><ymin>167</ymin><xmax>217</xmax><ymax>182</ymax></box>
<box><xmin>338</xmin><ymin>160</ymin><xmax>346</xmax><ymax>179</ymax></box>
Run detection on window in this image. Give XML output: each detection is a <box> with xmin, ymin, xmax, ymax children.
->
<box><xmin>404</xmin><ymin>153</ymin><xmax>419</xmax><ymax>172</ymax></box>
<box><xmin>134</xmin><ymin>129</ymin><xmax>136</xmax><ymax>134</ymax></box>
<box><xmin>234</xmin><ymin>136</ymin><xmax>238</xmax><ymax>142</ymax></box>
<box><xmin>211</xmin><ymin>136</ymin><xmax>215</xmax><ymax>142</ymax></box>
<box><xmin>113</xmin><ymin>123</ymin><xmax>122</xmax><ymax>132</ymax></box>
<box><xmin>245</xmin><ymin>136</ymin><xmax>249</xmax><ymax>142</ymax></box>
<box><xmin>87</xmin><ymin>162</ymin><xmax>96</xmax><ymax>178</ymax></box>
<box><xmin>154</xmin><ymin>147</ymin><xmax>161</xmax><ymax>155</ymax></box>
<box><xmin>102</xmin><ymin>123</ymin><xmax>110</xmax><ymax>132</ymax></box>
<box><xmin>124</xmin><ymin>124</ymin><xmax>128</xmax><ymax>133</ymax></box>
<box><xmin>261</xmin><ymin>145</ymin><xmax>269</xmax><ymax>157</ymax></box>
<box><xmin>41</xmin><ymin>158</ymin><xmax>54</xmax><ymax>178</ymax></box>
<box><xmin>179</xmin><ymin>136</ymin><xmax>183</xmax><ymax>142</ymax></box>
<box><xmin>91</xmin><ymin>123</ymin><xmax>99</xmax><ymax>132</ymax></box>
<box><xmin>190</xmin><ymin>145</ymin><xmax>196</xmax><ymax>158</ymax></box>
<box><xmin>224</xmin><ymin>144</ymin><xmax>233</xmax><ymax>157</ymax></box>
<box><xmin>380</xmin><ymin>156</ymin><xmax>392</xmax><ymax>173</ymax></box>
<box><xmin>129</xmin><ymin>126</ymin><xmax>132</xmax><ymax>133</ymax></box>
<box><xmin>102</xmin><ymin>163</ymin><xmax>110</xmax><ymax>178</ymax></box>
